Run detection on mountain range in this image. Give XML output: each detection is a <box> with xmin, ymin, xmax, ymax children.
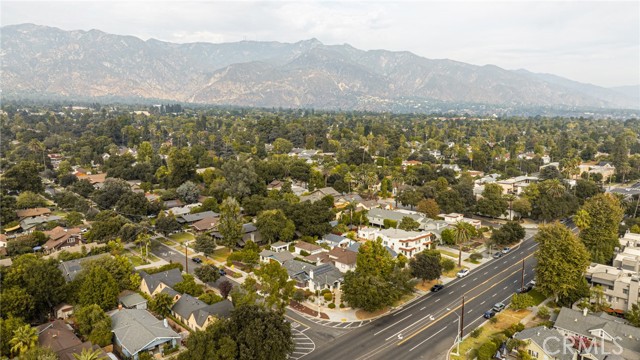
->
<box><xmin>1</xmin><ymin>23</ymin><xmax>638</xmax><ymax>111</ymax></box>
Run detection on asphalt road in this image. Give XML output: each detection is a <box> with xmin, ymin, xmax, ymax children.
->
<box><xmin>306</xmin><ymin>234</ymin><xmax>539</xmax><ymax>360</ymax></box>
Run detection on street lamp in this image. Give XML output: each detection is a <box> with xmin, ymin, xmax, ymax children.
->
<box><xmin>448</xmin><ymin>295</ymin><xmax>465</xmax><ymax>357</ymax></box>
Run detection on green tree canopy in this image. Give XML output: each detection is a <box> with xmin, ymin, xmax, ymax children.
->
<box><xmin>577</xmin><ymin>193</ymin><xmax>624</xmax><ymax>264</ymax></box>
<box><xmin>256</xmin><ymin>209</ymin><xmax>295</xmax><ymax>245</ymax></box>
<box><xmin>78</xmin><ymin>266</ymin><xmax>119</xmax><ymax>311</ymax></box>
<box><xmin>254</xmin><ymin>261</ymin><xmax>295</xmax><ymax>312</ymax></box>
<box><xmin>409</xmin><ymin>250</ymin><xmax>442</xmax><ymax>284</ymax></box>
<box><xmin>219</xmin><ymin>197</ymin><xmax>243</xmax><ymax>249</ymax></box>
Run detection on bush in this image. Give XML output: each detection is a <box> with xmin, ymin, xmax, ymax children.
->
<box><xmin>537</xmin><ymin>306</ymin><xmax>550</xmax><ymax>319</ymax></box>
<box><xmin>470</xmin><ymin>327</ymin><xmax>483</xmax><ymax>338</ymax></box>
<box><xmin>441</xmin><ymin>258</ymin><xmax>456</xmax><ymax>272</ymax></box>
<box><xmin>328</xmin><ymin>303</ymin><xmax>336</xmax><ymax>309</ymax></box>
<box><xmin>469</xmin><ymin>253</ymin><xmax>483</xmax><ymax>261</ymax></box>
<box><xmin>293</xmin><ymin>289</ymin><xmax>305</xmax><ymax>302</ymax></box>
<box><xmin>323</xmin><ymin>292</ymin><xmax>333</xmax><ymax>301</ymax></box>
<box><xmin>339</xmin><ymin>303</ymin><xmax>345</xmax><ymax>309</ymax></box>
<box><xmin>320</xmin><ymin>289</ymin><xmax>331</xmax><ymax>295</ymax></box>
<box><xmin>383</xmin><ymin>219</ymin><xmax>398</xmax><ymax>229</ymax></box>
<box><xmin>489</xmin><ymin>316</ymin><xmax>498</xmax><ymax>324</ymax></box>
<box><xmin>144</xmin><ymin>263</ymin><xmax>183</xmax><ymax>274</ymax></box>
<box><xmin>300</xmin><ymin>250</ymin><xmax>310</xmax><ymax>256</ymax></box>
<box><xmin>477</xmin><ymin>341</ymin><xmax>499</xmax><ymax>360</ymax></box>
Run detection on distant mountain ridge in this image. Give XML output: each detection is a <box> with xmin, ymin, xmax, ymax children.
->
<box><xmin>1</xmin><ymin>23</ymin><xmax>638</xmax><ymax>111</ymax></box>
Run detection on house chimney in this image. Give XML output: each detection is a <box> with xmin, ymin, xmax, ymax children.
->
<box><xmin>118</xmin><ymin>304</ymin><xmax>123</xmax><ymax>311</ymax></box>
<box><xmin>583</xmin><ymin>308</ymin><xmax>588</xmax><ymax>317</ymax></box>
<box><xmin>164</xmin><ymin>319</ymin><xmax>168</xmax><ymax>328</ymax></box>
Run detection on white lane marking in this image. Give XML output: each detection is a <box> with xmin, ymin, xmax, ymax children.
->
<box><xmin>408</xmin><ymin>327</ymin><xmax>448</xmax><ymax>352</ymax></box>
<box><xmin>503</xmin><ymin>286</ymin><xmax>508</xmax><ymax>290</ymax></box>
<box><xmin>467</xmin><ymin>309</ymin><xmax>473</xmax><ymax>314</ymax></box>
<box><xmin>420</xmin><ymin>307</ymin><xmax>426</xmax><ymax>311</ymax></box>
<box><xmin>514</xmin><ymin>280</ymin><xmax>518</xmax><ymax>283</ymax></box>
<box><xmin>480</xmin><ymin>301</ymin><xmax>485</xmax><ymax>305</ymax></box>
<box><xmin>374</xmin><ymin>314</ymin><xmax>412</xmax><ymax>336</ymax></box>
<box><xmin>494</xmin><ymin>266</ymin><xmax>498</xmax><ymax>269</ymax></box>
<box><xmin>472</xmin><ymin>277</ymin><xmax>478</xmax><ymax>281</ymax></box>
<box><xmin>461</xmin><ymin>284</ymin><xmax>466</xmax><ymax>288</ymax></box>
<box><xmin>448</xmin><ymin>291</ymin><xmax>454</xmax><ymax>295</ymax></box>
<box><xmin>435</xmin><ymin>299</ymin><xmax>441</xmax><ymax>303</ymax></box>
<box><xmin>527</xmin><ymin>245</ymin><xmax>537</xmax><ymax>250</ymax></box>
<box><xmin>385</xmin><ymin>313</ymin><xmax>432</xmax><ymax>341</ymax></box>
<box><xmin>492</xmin><ymin>293</ymin><xmax>497</xmax><ymax>297</ymax></box>
<box><xmin>483</xmin><ymin>271</ymin><xmax>488</xmax><ymax>275</ymax></box>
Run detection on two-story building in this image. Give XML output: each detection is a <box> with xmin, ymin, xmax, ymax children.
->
<box><xmin>358</xmin><ymin>227</ymin><xmax>433</xmax><ymax>258</ymax></box>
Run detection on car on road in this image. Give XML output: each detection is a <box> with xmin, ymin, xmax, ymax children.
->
<box><xmin>502</xmin><ymin>247</ymin><xmax>511</xmax><ymax>254</ymax></box>
<box><xmin>218</xmin><ymin>268</ymin><xmax>227</xmax><ymax>276</ymax></box>
<box><xmin>483</xmin><ymin>310</ymin><xmax>496</xmax><ymax>319</ymax></box>
<box><xmin>192</xmin><ymin>257</ymin><xmax>203</xmax><ymax>264</ymax></box>
<box><xmin>516</xmin><ymin>285</ymin><xmax>533</xmax><ymax>294</ymax></box>
<box><xmin>456</xmin><ymin>269</ymin><xmax>470</xmax><ymax>278</ymax></box>
<box><xmin>527</xmin><ymin>280</ymin><xmax>536</xmax><ymax>287</ymax></box>
<box><xmin>492</xmin><ymin>302</ymin><xmax>506</xmax><ymax>312</ymax></box>
<box><xmin>430</xmin><ymin>284</ymin><xmax>444</xmax><ymax>292</ymax></box>
<box><xmin>493</xmin><ymin>252</ymin><xmax>503</xmax><ymax>259</ymax></box>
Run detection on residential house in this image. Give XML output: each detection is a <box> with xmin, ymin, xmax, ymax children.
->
<box><xmin>282</xmin><ymin>259</ymin><xmax>343</xmax><ymax>292</ymax></box>
<box><xmin>318</xmin><ymin>234</ymin><xmax>353</xmax><ymax>249</ymax></box>
<box><xmin>16</xmin><ymin>207</ymin><xmax>51</xmax><ymax>220</ymax></box>
<box><xmin>496</xmin><ymin>175</ymin><xmax>539</xmax><ymax>195</ymax></box>
<box><xmin>585</xmin><ymin>263</ymin><xmax>639</xmax><ymax>313</ymax></box>
<box><xmin>348</xmin><ymin>239</ymin><xmax>397</xmax><ymax>258</ymax></box>
<box><xmin>139</xmin><ymin>268</ymin><xmax>184</xmax><ymax>296</ymax></box>
<box><xmin>212</xmin><ymin>223</ymin><xmax>263</xmax><ymax>247</ymax></box>
<box><xmin>554</xmin><ymin>307</ymin><xmax>640</xmax><ymax>360</ymax></box>
<box><xmin>20</xmin><ymin>215</ymin><xmax>62</xmax><ymax>233</ymax></box>
<box><xmin>402</xmin><ymin>160</ymin><xmax>422</xmax><ymax>168</ymax></box>
<box><xmin>0</xmin><ymin>234</ymin><xmax>7</xmax><ymax>248</ymax></box>
<box><xmin>271</xmin><ymin>241</ymin><xmax>290</xmax><ymax>252</ymax></box>
<box><xmin>58</xmin><ymin>254</ymin><xmax>111</xmax><ymax>282</ymax></box>
<box><xmin>111</xmin><ymin>309</ymin><xmax>181</xmax><ymax>360</ymax></box>
<box><xmin>42</xmin><ymin>226</ymin><xmax>82</xmax><ymax>254</ymax></box>
<box><xmin>327</xmin><ymin>247</ymin><xmax>357</xmax><ymax>273</ymax></box>
<box><xmin>259</xmin><ymin>249</ymin><xmax>296</xmax><ymax>264</ymax></box>
<box><xmin>579</xmin><ymin>162</ymin><xmax>616</xmax><ymax>182</ymax></box>
<box><xmin>294</xmin><ymin>241</ymin><xmax>324</xmax><ymax>255</ymax></box>
<box><xmin>53</xmin><ymin>303</ymin><xmax>74</xmax><ymax>320</ymax></box>
<box><xmin>119</xmin><ymin>291</ymin><xmax>148</xmax><ymax>310</ymax></box>
<box><xmin>85</xmin><ymin>173</ymin><xmax>107</xmax><ymax>187</ymax></box>
<box><xmin>441</xmin><ymin>164</ymin><xmax>461</xmax><ymax>173</ymax></box>
<box><xmin>178</xmin><ymin>211</ymin><xmax>219</xmax><ymax>224</ymax></box>
<box><xmin>37</xmin><ymin>320</ymin><xmax>108</xmax><ymax>360</ymax></box>
<box><xmin>366</xmin><ymin>208</ymin><xmax>447</xmax><ymax>233</ymax></box>
<box><xmin>299</xmin><ymin>187</ymin><xmax>341</xmax><ymax>203</ymax></box>
<box><xmin>191</xmin><ymin>216</ymin><xmax>218</xmax><ymax>233</ymax></box>
<box><xmin>166</xmin><ymin>203</ymin><xmax>202</xmax><ymax>217</ymax></box>
<box><xmin>358</xmin><ymin>228</ymin><xmax>433</xmax><ymax>258</ymax></box>
<box><xmin>513</xmin><ymin>326</ymin><xmax>576</xmax><ymax>360</ymax></box>
<box><xmin>171</xmin><ymin>294</ymin><xmax>234</xmax><ymax>331</ymax></box>
<box><xmin>163</xmin><ymin>199</ymin><xmax>184</xmax><ymax>209</ymax></box>
<box><xmin>442</xmin><ymin>213</ymin><xmax>482</xmax><ymax>229</ymax></box>
<box><xmin>267</xmin><ymin>180</ymin><xmax>285</xmax><ymax>191</ymax></box>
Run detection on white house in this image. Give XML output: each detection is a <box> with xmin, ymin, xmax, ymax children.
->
<box><xmin>358</xmin><ymin>228</ymin><xmax>433</xmax><ymax>258</ymax></box>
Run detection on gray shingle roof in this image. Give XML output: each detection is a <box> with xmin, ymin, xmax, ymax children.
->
<box><xmin>554</xmin><ymin>308</ymin><xmax>640</xmax><ymax>353</ymax></box>
<box><xmin>179</xmin><ymin>211</ymin><xmax>219</xmax><ymax>223</ymax></box>
<box><xmin>58</xmin><ymin>254</ymin><xmax>111</xmax><ymax>282</ymax></box>
<box><xmin>119</xmin><ymin>292</ymin><xmax>147</xmax><ymax>309</ymax></box>
<box><xmin>111</xmin><ymin>309</ymin><xmax>180</xmax><ymax>356</ymax></box>
<box><xmin>140</xmin><ymin>268</ymin><xmax>183</xmax><ymax>294</ymax></box>
<box><xmin>514</xmin><ymin>326</ymin><xmax>574</xmax><ymax>360</ymax></box>
<box><xmin>172</xmin><ymin>294</ymin><xmax>234</xmax><ymax>327</ymax></box>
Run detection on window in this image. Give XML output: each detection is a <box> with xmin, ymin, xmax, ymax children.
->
<box><xmin>622</xmin><ymin>288</ymin><xmax>629</xmax><ymax>295</ymax></box>
<box><xmin>527</xmin><ymin>349</ymin><xmax>539</xmax><ymax>358</ymax></box>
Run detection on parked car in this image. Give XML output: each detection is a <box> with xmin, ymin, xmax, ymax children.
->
<box><xmin>456</xmin><ymin>269</ymin><xmax>470</xmax><ymax>278</ymax></box>
<box><xmin>527</xmin><ymin>280</ymin><xmax>536</xmax><ymax>287</ymax></box>
<box><xmin>192</xmin><ymin>257</ymin><xmax>203</xmax><ymax>264</ymax></box>
<box><xmin>431</xmin><ymin>284</ymin><xmax>444</xmax><ymax>292</ymax></box>
<box><xmin>218</xmin><ymin>268</ymin><xmax>227</xmax><ymax>276</ymax></box>
<box><xmin>492</xmin><ymin>302</ymin><xmax>506</xmax><ymax>312</ymax></box>
<box><xmin>516</xmin><ymin>285</ymin><xmax>533</xmax><ymax>294</ymax></box>
<box><xmin>493</xmin><ymin>252</ymin><xmax>503</xmax><ymax>259</ymax></box>
<box><xmin>502</xmin><ymin>247</ymin><xmax>511</xmax><ymax>254</ymax></box>
<box><xmin>483</xmin><ymin>310</ymin><xmax>496</xmax><ymax>319</ymax></box>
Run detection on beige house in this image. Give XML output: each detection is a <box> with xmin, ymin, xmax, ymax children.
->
<box><xmin>139</xmin><ymin>268</ymin><xmax>183</xmax><ymax>297</ymax></box>
<box><xmin>171</xmin><ymin>294</ymin><xmax>234</xmax><ymax>331</ymax></box>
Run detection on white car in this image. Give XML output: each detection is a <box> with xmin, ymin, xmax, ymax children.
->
<box><xmin>502</xmin><ymin>247</ymin><xmax>511</xmax><ymax>254</ymax></box>
<box><xmin>456</xmin><ymin>269</ymin><xmax>470</xmax><ymax>278</ymax></box>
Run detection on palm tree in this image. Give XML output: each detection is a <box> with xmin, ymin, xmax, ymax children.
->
<box><xmin>545</xmin><ymin>179</ymin><xmax>566</xmax><ymax>198</ymax></box>
<box><xmin>73</xmin><ymin>348</ymin><xmax>104</xmax><ymax>360</ymax></box>
<box><xmin>452</xmin><ymin>222</ymin><xmax>471</xmax><ymax>267</ymax></box>
<box><xmin>10</xmin><ymin>325</ymin><xmax>38</xmax><ymax>356</ymax></box>
<box><xmin>344</xmin><ymin>172</ymin><xmax>353</xmax><ymax>193</ymax></box>
<box><xmin>365</xmin><ymin>172</ymin><xmax>378</xmax><ymax>200</ymax></box>
<box><xmin>504</xmin><ymin>194</ymin><xmax>516</xmax><ymax>221</ymax></box>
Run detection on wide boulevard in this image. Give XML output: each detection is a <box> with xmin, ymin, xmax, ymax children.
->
<box><xmin>305</xmin><ymin>232</ymin><xmax>539</xmax><ymax>360</ymax></box>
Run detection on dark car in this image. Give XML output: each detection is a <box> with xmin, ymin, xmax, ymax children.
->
<box><xmin>218</xmin><ymin>268</ymin><xmax>227</xmax><ymax>276</ymax></box>
<box><xmin>493</xmin><ymin>252</ymin><xmax>503</xmax><ymax>259</ymax></box>
<box><xmin>431</xmin><ymin>284</ymin><xmax>444</xmax><ymax>292</ymax></box>
<box><xmin>483</xmin><ymin>310</ymin><xmax>496</xmax><ymax>319</ymax></box>
<box><xmin>192</xmin><ymin>257</ymin><xmax>203</xmax><ymax>264</ymax></box>
<box><xmin>516</xmin><ymin>285</ymin><xmax>533</xmax><ymax>294</ymax></box>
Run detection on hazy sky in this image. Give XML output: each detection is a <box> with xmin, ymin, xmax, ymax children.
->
<box><xmin>2</xmin><ymin>1</ymin><xmax>639</xmax><ymax>87</ymax></box>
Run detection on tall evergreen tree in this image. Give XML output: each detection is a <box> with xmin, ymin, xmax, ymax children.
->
<box><xmin>576</xmin><ymin>193</ymin><xmax>624</xmax><ymax>264</ymax></box>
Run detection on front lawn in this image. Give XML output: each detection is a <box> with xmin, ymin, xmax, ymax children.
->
<box><xmin>450</xmin><ymin>309</ymin><xmax>531</xmax><ymax>360</ymax></box>
<box><xmin>169</xmin><ymin>232</ymin><xmax>195</xmax><ymax>244</ymax></box>
<box><xmin>443</xmin><ymin>264</ymin><xmax>469</xmax><ymax>278</ymax></box>
<box><xmin>211</xmin><ymin>248</ymin><xmax>231</xmax><ymax>262</ymax></box>
<box><xmin>528</xmin><ymin>289</ymin><xmax>546</xmax><ymax>305</ymax></box>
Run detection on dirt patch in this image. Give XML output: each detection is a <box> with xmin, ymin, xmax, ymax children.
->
<box><xmin>356</xmin><ymin>307</ymin><xmax>389</xmax><ymax>320</ymax></box>
<box><xmin>290</xmin><ymin>300</ymin><xmax>329</xmax><ymax>319</ymax></box>
<box><xmin>415</xmin><ymin>279</ymin><xmax>439</xmax><ymax>292</ymax></box>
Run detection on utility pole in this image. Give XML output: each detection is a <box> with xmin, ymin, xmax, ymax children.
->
<box><xmin>185</xmin><ymin>243</ymin><xmax>188</xmax><ymax>274</ymax></box>
<box><xmin>521</xmin><ymin>258</ymin><xmax>525</xmax><ymax>290</ymax></box>
<box><xmin>460</xmin><ymin>295</ymin><xmax>465</xmax><ymax>340</ymax></box>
